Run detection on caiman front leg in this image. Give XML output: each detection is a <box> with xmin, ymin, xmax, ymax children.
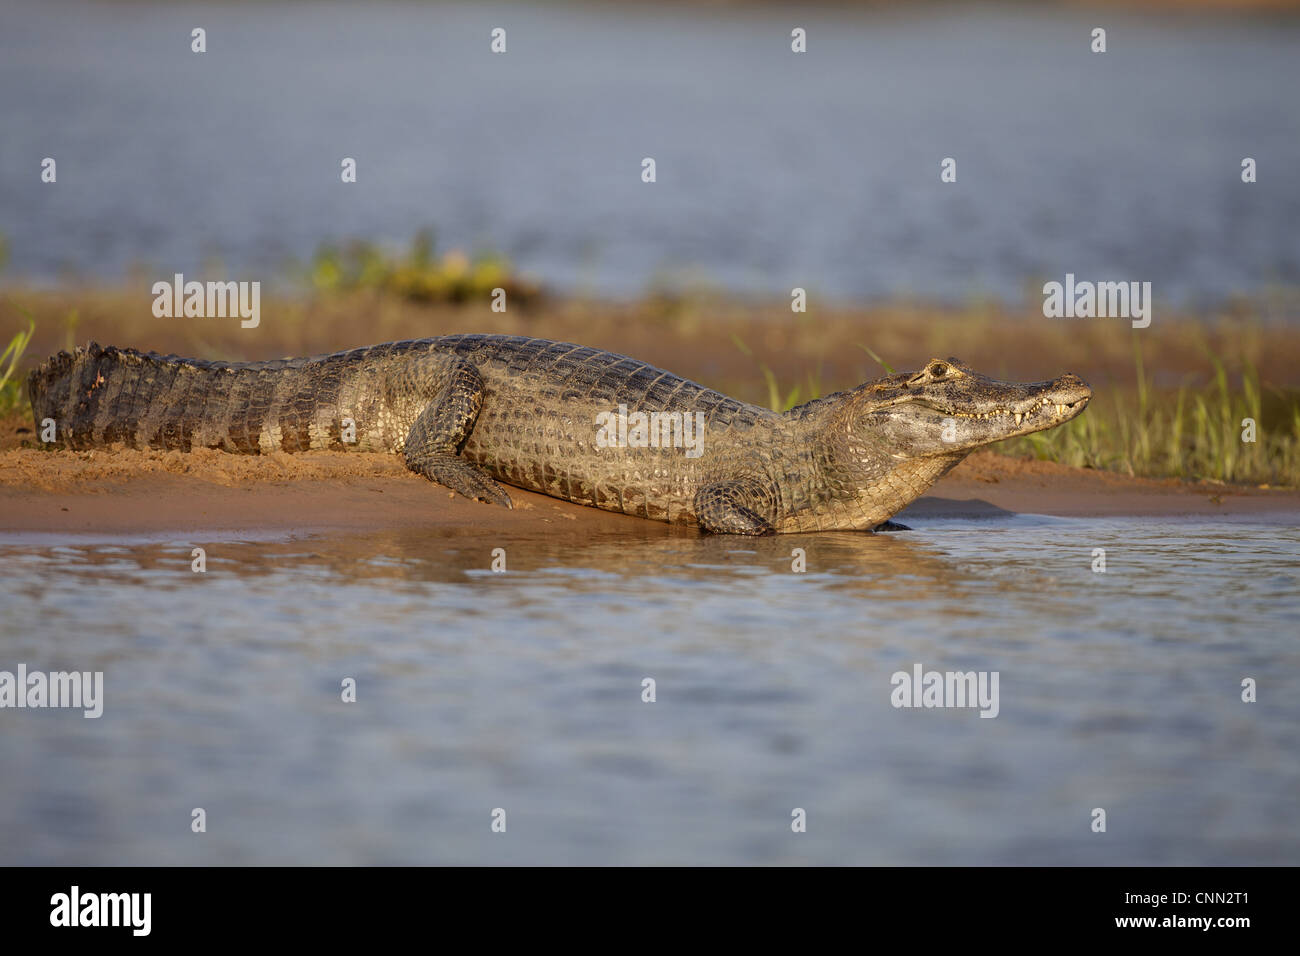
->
<box><xmin>695</xmin><ymin>477</ymin><xmax>779</xmax><ymax>536</ymax></box>
<box><xmin>403</xmin><ymin>359</ymin><xmax>512</xmax><ymax>508</ymax></box>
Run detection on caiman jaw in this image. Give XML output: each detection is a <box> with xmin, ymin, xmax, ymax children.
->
<box><xmin>912</xmin><ymin>372</ymin><xmax>1093</xmax><ymax>449</ymax></box>
<box><xmin>925</xmin><ymin>387</ymin><xmax>1090</xmax><ymax>432</ymax></box>
<box><xmin>853</xmin><ymin>363</ymin><xmax>1094</xmax><ymax>459</ymax></box>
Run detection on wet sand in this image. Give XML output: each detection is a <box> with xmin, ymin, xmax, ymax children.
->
<box><xmin>1</xmin><ymin>444</ymin><xmax>1294</xmax><ymax>537</ymax></box>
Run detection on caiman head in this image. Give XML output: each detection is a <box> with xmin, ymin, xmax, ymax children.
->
<box><xmin>840</xmin><ymin>358</ymin><xmax>1092</xmax><ymax>458</ymax></box>
<box><xmin>781</xmin><ymin>358</ymin><xmax>1091</xmax><ymax>531</ymax></box>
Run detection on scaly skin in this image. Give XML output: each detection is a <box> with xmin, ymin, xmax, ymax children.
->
<box><xmin>28</xmin><ymin>336</ymin><xmax>1092</xmax><ymax>534</ymax></box>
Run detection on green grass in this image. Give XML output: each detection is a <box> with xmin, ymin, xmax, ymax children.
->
<box><xmin>0</xmin><ymin>317</ymin><xmax>34</xmax><ymax>415</ymax></box>
<box><xmin>298</xmin><ymin>229</ymin><xmax>543</xmax><ymax>307</ymax></box>
<box><xmin>730</xmin><ymin>333</ymin><xmax>816</xmax><ymax>411</ymax></box>
<box><xmin>1002</xmin><ymin>340</ymin><xmax>1299</xmax><ymax>487</ymax></box>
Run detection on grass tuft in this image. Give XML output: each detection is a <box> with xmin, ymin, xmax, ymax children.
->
<box><xmin>299</xmin><ymin>230</ymin><xmax>544</xmax><ymax>308</ymax></box>
<box><xmin>733</xmin><ymin>334</ymin><xmax>806</xmax><ymax>411</ymax></box>
<box><xmin>0</xmin><ymin>317</ymin><xmax>35</xmax><ymax>415</ymax></box>
<box><xmin>1000</xmin><ymin>340</ymin><xmax>1297</xmax><ymax>486</ymax></box>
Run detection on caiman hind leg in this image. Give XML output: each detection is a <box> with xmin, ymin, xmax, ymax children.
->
<box><xmin>695</xmin><ymin>477</ymin><xmax>779</xmax><ymax>535</ymax></box>
<box><xmin>404</xmin><ymin>359</ymin><xmax>512</xmax><ymax>508</ymax></box>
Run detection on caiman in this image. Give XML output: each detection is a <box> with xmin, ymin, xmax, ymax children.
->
<box><xmin>28</xmin><ymin>336</ymin><xmax>1091</xmax><ymax>534</ymax></box>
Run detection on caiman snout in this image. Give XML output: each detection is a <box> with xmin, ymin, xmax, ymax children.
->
<box><xmin>884</xmin><ymin>365</ymin><xmax>1095</xmax><ymax>452</ymax></box>
<box><xmin>1047</xmin><ymin>372</ymin><xmax>1092</xmax><ymax>412</ymax></box>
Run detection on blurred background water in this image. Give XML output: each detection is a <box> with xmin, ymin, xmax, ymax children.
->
<box><xmin>0</xmin><ymin>0</ymin><xmax>1297</xmax><ymax>306</ymax></box>
<box><xmin>2</xmin><ymin>513</ymin><xmax>1297</xmax><ymax>865</ymax></box>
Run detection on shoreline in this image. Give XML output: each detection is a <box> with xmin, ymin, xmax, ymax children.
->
<box><xmin>2</xmin><ymin>449</ymin><xmax>1294</xmax><ymax>538</ymax></box>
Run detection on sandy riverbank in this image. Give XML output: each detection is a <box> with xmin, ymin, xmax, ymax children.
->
<box><xmin>1</xmin><ymin>445</ymin><xmax>1294</xmax><ymax>538</ymax></box>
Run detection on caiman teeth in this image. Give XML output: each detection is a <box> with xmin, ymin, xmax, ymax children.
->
<box><xmin>946</xmin><ymin>398</ymin><xmax>1074</xmax><ymax>423</ymax></box>
<box><xmin>949</xmin><ymin>403</ymin><xmax>1078</xmax><ymax>420</ymax></box>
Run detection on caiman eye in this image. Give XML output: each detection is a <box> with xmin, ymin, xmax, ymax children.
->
<box><xmin>928</xmin><ymin>363</ymin><xmax>948</xmax><ymax>377</ymax></box>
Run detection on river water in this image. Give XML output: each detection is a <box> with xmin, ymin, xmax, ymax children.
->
<box><xmin>1</xmin><ymin>1</ymin><xmax>1298</xmax><ymax>305</ymax></box>
<box><xmin>2</xmin><ymin>511</ymin><xmax>1297</xmax><ymax>864</ymax></box>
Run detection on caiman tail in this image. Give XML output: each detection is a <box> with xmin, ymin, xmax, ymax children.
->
<box><xmin>27</xmin><ymin>342</ymin><xmax>320</xmax><ymax>453</ymax></box>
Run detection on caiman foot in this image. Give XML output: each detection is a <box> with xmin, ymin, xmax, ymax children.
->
<box><xmin>695</xmin><ymin>479</ymin><xmax>777</xmax><ymax>535</ymax></box>
<box><xmin>871</xmin><ymin>520</ymin><xmax>911</xmax><ymax>532</ymax></box>
<box><xmin>408</xmin><ymin>452</ymin><xmax>513</xmax><ymax>508</ymax></box>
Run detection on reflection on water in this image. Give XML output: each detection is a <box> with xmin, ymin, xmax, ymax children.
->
<box><xmin>1</xmin><ymin>513</ymin><xmax>1297</xmax><ymax>864</ymax></box>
